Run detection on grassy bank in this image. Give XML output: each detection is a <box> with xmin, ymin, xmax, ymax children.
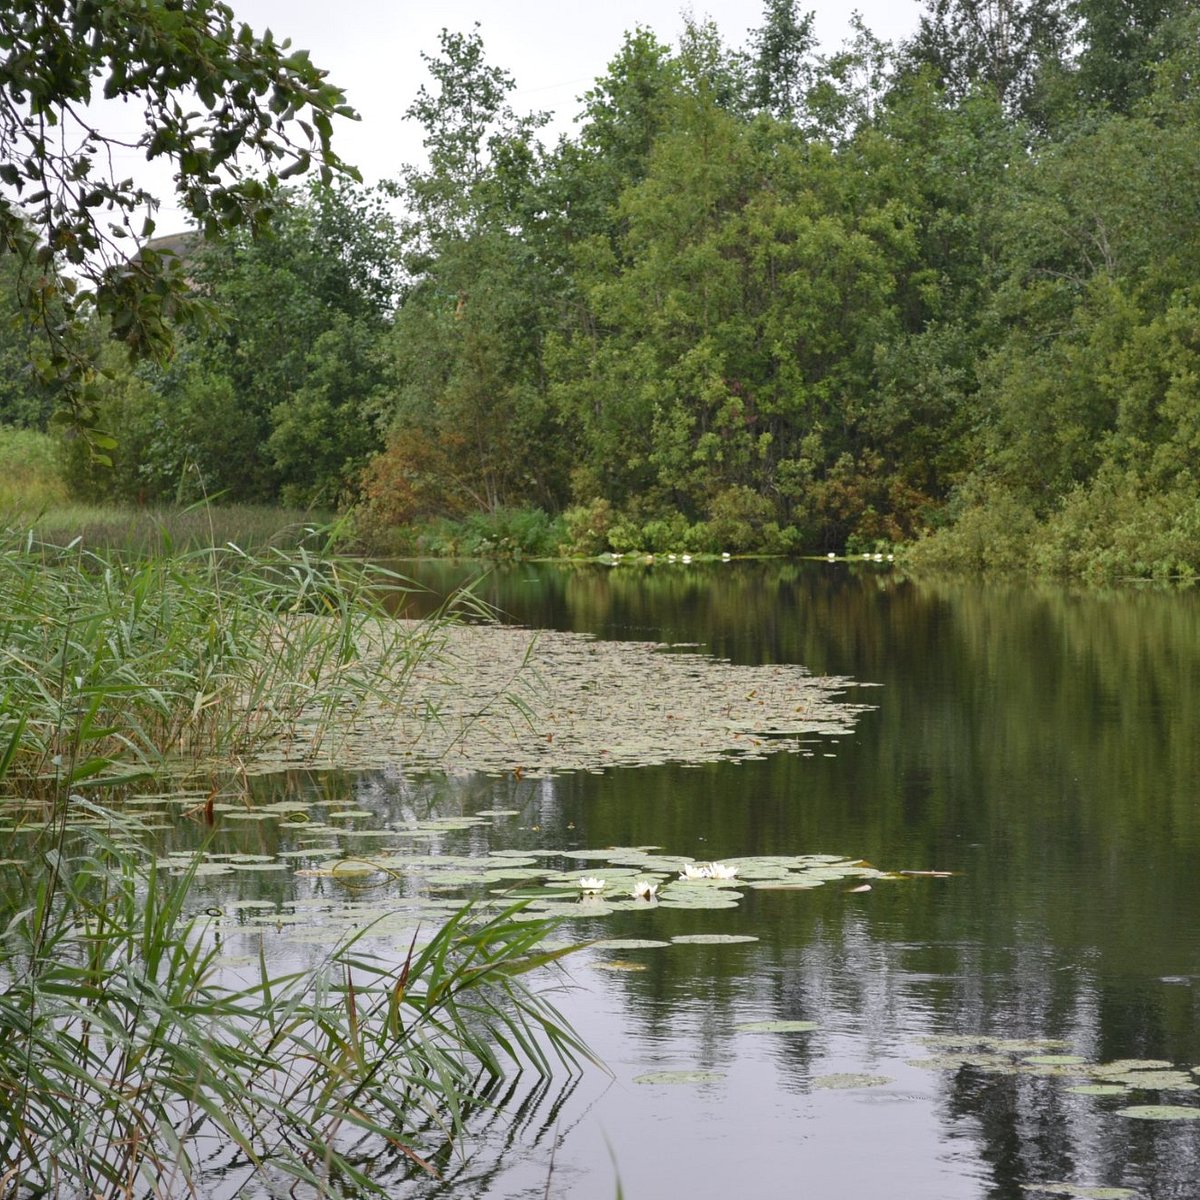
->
<box><xmin>0</xmin><ymin>426</ymin><xmax>332</xmax><ymax>555</ymax></box>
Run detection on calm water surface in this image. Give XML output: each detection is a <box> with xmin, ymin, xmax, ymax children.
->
<box><xmin>227</xmin><ymin>562</ymin><xmax>1200</xmax><ymax>1199</ymax></box>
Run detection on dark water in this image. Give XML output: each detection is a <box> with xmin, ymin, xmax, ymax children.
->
<box><xmin>234</xmin><ymin>561</ymin><xmax>1200</xmax><ymax>1198</ymax></box>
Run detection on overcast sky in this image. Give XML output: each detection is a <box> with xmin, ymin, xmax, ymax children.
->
<box><xmin>121</xmin><ymin>1</ymin><xmax>925</xmax><ymax>233</ymax></box>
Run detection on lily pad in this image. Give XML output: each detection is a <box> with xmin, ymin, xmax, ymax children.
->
<box><xmin>811</xmin><ymin>1073</ymin><xmax>892</xmax><ymax>1090</ymax></box>
<box><xmin>735</xmin><ymin>1020</ymin><xmax>819</xmax><ymax>1033</ymax></box>
<box><xmin>1024</xmin><ymin>1055</ymin><xmax>1088</xmax><ymax>1066</ymax></box>
<box><xmin>671</xmin><ymin>933</ymin><xmax>759</xmax><ymax>945</ymax></box>
<box><xmin>1092</xmin><ymin>1059</ymin><xmax>1174</xmax><ymax>1075</ymax></box>
<box><xmin>1111</xmin><ymin>1072</ymin><xmax>1197</xmax><ymax>1091</ymax></box>
<box><xmin>989</xmin><ymin>1038</ymin><xmax>1075</xmax><ymax>1054</ymax></box>
<box><xmin>634</xmin><ymin>1070</ymin><xmax>726</xmax><ymax>1086</ymax></box>
<box><xmin>1116</xmin><ymin>1105</ymin><xmax>1200</xmax><ymax>1120</ymax></box>
<box><xmin>253</xmin><ymin>621</ymin><xmax>871</xmax><ymax>777</ymax></box>
<box><xmin>1067</xmin><ymin>1085</ymin><xmax>1130</xmax><ymax>1097</ymax></box>
<box><xmin>907</xmin><ymin>1054</ymin><xmax>1014</xmax><ymax>1072</ymax></box>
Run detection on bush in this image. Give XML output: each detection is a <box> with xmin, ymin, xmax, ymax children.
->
<box><xmin>1035</xmin><ymin>467</ymin><xmax>1200</xmax><ymax>582</ymax></box>
<box><xmin>905</xmin><ymin>485</ymin><xmax>1041</xmax><ymax>574</ymax></box>
<box><xmin>559</xmin><ymin>497</ymin><xmax>614</xmax><ymax>556</ymax></box>
<box><xmin>639</xmin><ymin>511</ymin><xmax>694</xmax><ymax>552</ymax></box>
<box><xmin>705</xmin><ymin>485</ymin><xmax>776</xmax><ymax>552</ymax></box>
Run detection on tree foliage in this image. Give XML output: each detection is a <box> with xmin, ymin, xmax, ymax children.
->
<box><xmin>0</xmin><ymin>0</ymin><xmax>357</xmax><ymax>429</ymax></box>
<box><xmin>27</xmin><ymin>1</ymin><xmax>1200</xmax><ymax>578</ymax></box>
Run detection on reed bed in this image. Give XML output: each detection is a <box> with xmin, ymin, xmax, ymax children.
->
<box><xmin>17</xmin><ymin>502</ymin><xmax>335</xmax><ymax>556</ymax></box>
<box><xmin>0</xmin><ymin>530</ymin><xmax>589</xmax><ymax>1197</ymax></box>
<box><xmin>0</xmin><ymin>804</ymin><xmax>588</xmax><ymax>1198</ymax></box>
<box><xmin>0</xmin><ymin>530</ymin><xmax>440</xmax><ymax>793</ymax></box>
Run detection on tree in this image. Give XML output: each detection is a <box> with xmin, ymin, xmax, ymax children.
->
<box><xmin>365</xmin><ymin>27</ymin><xmax>569</xmax><ymax>522</ymax></box>
<box><xmin>0</xmin><ymin>0</ymin><xmax>357</xmax><ymax>431</ymax></box>
<box><xmin>747</xmin><ymin>0</ymin><xmax>817</xmax><ymax>120</ymax></box>
<box><xmin>1069</xmin><ymin>0</ymin><xmax>1192</xmax><ymax>115</ymax></box>
<box><xmin>900</xmin><ymin>0</ymin><xmax>1071</xmax><ymax>121</ymax></box>
<box><xmin>401</xmin><ymin>24</ymin><xmax>548</xmax><ymax>253</ymax></box>
<box><xmin>66</xmin><ymin>181</ymin><xmax>398</xmax><ymax>506</ymax></box>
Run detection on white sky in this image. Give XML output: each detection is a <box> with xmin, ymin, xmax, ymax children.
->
<box><xmin>109</xmin><ymin>1</ymin><xmax>925</xmax><ymax>234</ymax></box>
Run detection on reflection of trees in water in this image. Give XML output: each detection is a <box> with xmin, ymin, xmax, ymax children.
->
<box><xmin>228</xmin><ymin>560</ymin><xmax>1200</xmax><ymax>1196</ymax></box>
<box><xmin>551</xmin><ymin>889</ymin><xmax>1200</xmax><ymax>1200</ymax></box>
<box><xmin>943</xmin><ymin>1059</ymin><xmax>1200</xmax><ymax>1200</ymax></box>
<box><xmin>200</xmin><ymin>1070</ymin><xmax>588</xmax><ymax>1197</ymax></box>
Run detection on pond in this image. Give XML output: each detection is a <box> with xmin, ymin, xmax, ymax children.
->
<box><xmin>184</xmin><ymin>560</ymin><xmax>1200</xmax><ymax>1198</ymax></box>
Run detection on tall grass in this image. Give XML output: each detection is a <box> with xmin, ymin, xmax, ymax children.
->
<box><xmin>0</xmin><ymin>802</ymin><xmax>589</xmax><ymax>1198</ymax></box>
<box><xmin>0</xmin><ymin>529</ymin><xmax>592</xmax><ymax>1196</ymax></box>
<box><xmin>23</xmin><ymin>502</ymin><xmax>336</xmax><ymax>555</ymax></box>
<box><xmin>0</xmin><ymin>529</ymin><xmax>441</xmax><ymax>793</ymax></box>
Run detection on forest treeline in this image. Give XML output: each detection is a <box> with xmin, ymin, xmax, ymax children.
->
<box><xmin>5</xmin><ymin>0</ymin><xmax>1200</xmax><ymax>580</ymax></box>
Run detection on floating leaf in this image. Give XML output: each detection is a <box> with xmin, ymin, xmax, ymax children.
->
<box><xmin>255</xmin><ymin>622</ymin><xmax>871</xmax><ymax>777</ymax></box>
<box><xmin>811</xmin><ymin>1073</ymin><xmax>892</xmax><ymax>1090</ymax></box>
<box><xmin>592</xmin><ymin>960</ymin><xmax>648</xmax><ymax>972</ymax></box>
<box><xmin>920</xmin><ymin>1035</ymin><xmax>1006</xmax><ymax>1048</ymax></box>
<box><xmin>634</xmin><ymin>1070</ymin><xmax>725</xmax><ymax>1086</ymax></box>
<box><xmin>671</xmin><ymin>934</ymin><xmax>759</xmax><ymax>945</ymax></box>
<box><xmin>1092</xmin><ymin>1059</ymin><xmax>1174</xmax><ymax>1076</ymax></box>
<box><xmin>1024</xmin><ymin>1055</ymin><xmax>1088</xmax><ymax>1066</ymax></box>
<box><xmin>1067</xmin><ymin>1085</ymin><xmax>1130</xmax><ymax>1097</ymax></box>
<box><xmin>907</xmin><ymin>1054</ymin><xmax>1013</xmax><ymax>1072</ymax></box>
<box><xmin>1111</xmin><ymin>1072</ymin><xmax>1197</xmax><ymax>1091</ymax></box>
<box><xmin>1116</xmin><ymin>1105</ymin><xmax>1200</xmax><ymax>1120</ymax></box>
<box><xmin>735</xmin><ymin>1020</ymin><xmax>819</xmax><ymax>1033</ymax></box>
<box><xmin>989</xmin><ymin>1038</ymin><xmax>1075</xmax><ymax>1053</ymax></box>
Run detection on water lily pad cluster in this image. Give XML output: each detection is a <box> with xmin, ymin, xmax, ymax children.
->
<box><xmin>504</xmin><ymin>849</ymin><xmax>887</xmax><ymax>918</ymax></box>
<box><xmin>252</xmin><ymin>621</ymin><xmax>872</xmax><ymax>777</ymax></box>
<box><xmin>909</xmin><ymin>1034</ymin><xmax>1200</xmax><ymax>1119</ymax></box>
<box><xmin>180</xmin><ymin>837</ymin><xmax>893</xmax><ymax>950</ymax></box>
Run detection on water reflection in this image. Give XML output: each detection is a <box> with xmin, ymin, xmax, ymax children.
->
<box><xmin>365</xmin><ymin>561</ymin><xmax>1200</xmax><ymax>1197</ymax></box>
<box><xmin>56</xmin><ymin>560</ymin><xmax>1200</xmax><ymax>1197</ymax></box>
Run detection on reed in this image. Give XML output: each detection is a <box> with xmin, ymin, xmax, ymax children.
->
<box><xmin>0</xmin><ymin>802</ymin><xmax>589</xmax><ymax>1197</ymax></box>
<box><xmin>0</xmin><ymin>529</ymin><xmax>591</xmax><ymax>1196</ymax></box>
<box><xmin>0</xmin><ymin>529</ymin><xmax>438</xmax><ymax>794</ymax></box>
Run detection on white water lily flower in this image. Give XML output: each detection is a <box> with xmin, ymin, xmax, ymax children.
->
<box><xmin>708</xmin><ymin>863</ymin><xmax>739</xmax><ymax>879</ymax></box>
<box><xmin>578</xmin><ymin>876</ymin><xmax>606</xmax><ymax>893</ymax></box>
<box><xmin>680</xmin><ymin>863</ymin><xmax>711</xmax><ymax>881</ymax></box>
<box><xmin>631</xmin><ymin>879</ymin><xmax>659</xmax><ymax>901</ymax></box>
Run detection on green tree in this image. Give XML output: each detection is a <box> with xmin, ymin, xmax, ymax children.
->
<box><xmin>900</xmin><ymin>0</ymin><xmax>1071</xmax><ymax>121</ymax></box>
<box><xmin>0</xmin><ymin>0</ymin><xmax>357</xmax><ymax>430</ymax></box>
<box><xmin>747</xmin><ymin>0</ymin><xmax>817</xmax><ymax>120</ymax></box>
<box><xmin>69</xmin><ymin>182</ymin><xmax>397</xmax><ymax>505</ymax></box>
<box><xmin>1069</xmin><ymin>0</ymin><xmax>1192</xmax><ymax>115</ymax></box>
<box><xmin>367</xmin><ymin>27</ymin><xmax>569</xmax><ymax>524</ymax></box>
